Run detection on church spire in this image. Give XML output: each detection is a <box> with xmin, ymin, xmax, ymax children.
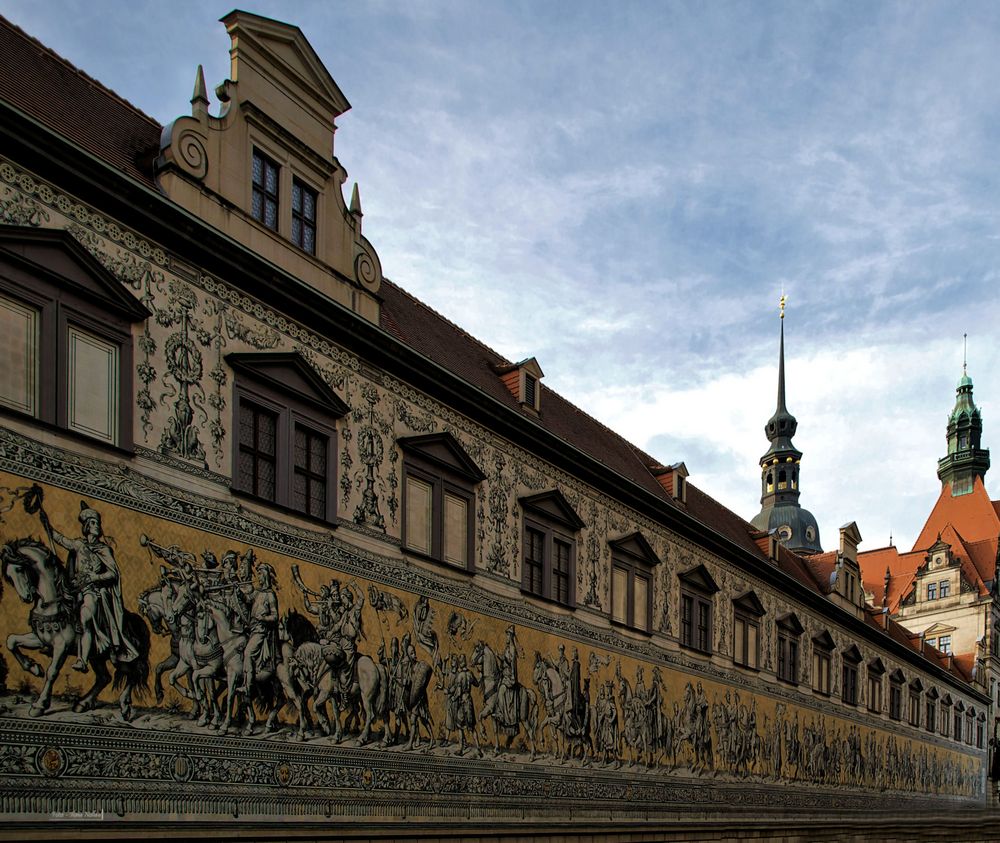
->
<box><xmin>937</xmin><ymin>344</ymin><xmax>989</xmax><ymax>496</ymax></box>
<box><xmin>750</xmin><ymin>297</ymin><xmax>822</xmax><ymax>554</ymax></box>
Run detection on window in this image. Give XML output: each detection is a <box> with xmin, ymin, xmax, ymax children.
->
<box><xmin>867</xmin><ymin>659</ymin><xmax>885</xmax><ymax>713</ymax></box>
<box><xmin>926</xmin><ymin>637</ymin><xmax>936</xmax><ymax>649</ymax></box>
<box><xmin>732</xmin><ymin>592</ymin><xmax>765</xmax><ymax>670</ymax></box>
<box><xmin>889</xmin><ymin>671</ymin><xmax>904</xmax><ymax>721</ymax></box>
<box><xmin>965</xmin><ymin>711</ymin><xmax>974</xmax><ymax>746</ymax></box>
<box><xmin>812</xmin><ymin>632</ymin><xmax>834</xmax><ymax>696</ymax></box>
<box><xmin>0</xmin><ymin>227</ymin><xmax>147</xmax><ymax>449</ymax></box>
<box><xmin>937</xmin><ymin>634</ymin><xmax>952</xmax><ymax>655</ymax></box>
<box><xmin>939</xmin><ymin>580</ymin><xmax>950</xmax><ymax>598</ymax></box>
<box><xmin>842</xmin><ymin>646</ymin><xmax>861</xmax><ymax>706</ymax></box>
<box><xmin>519</xmin><ymin>490</ymin><xmax>584</xmax><ymax>607</ymax></box>
<box><xmin>678</xmin><ymin>564</ymin><xmax>719</xmax><ymax>655</ymax></box>
<box><xmin>908</xmin><ymin>681</ymin><xmax>922</xmax><ymax>728</ymax></box>
<box><xmin>953</xmin><ymin>704</ymin><xmax>964</xmax><ymax>742</ymax></box>
<box><xmin>229</xmin><ymin>353</ymin><xmax>347</xmax><ymax>522</ymax></box>
<box><xmin>400</xmin><ymin>434</ymin><xmax>483</xmax><ymax>571</ymax></box>
<box><xmin>926</xmin><ymin>691</ymin><xmax>937</xmax><ymax>734</ymax></box>
<box><xmin>291</xmin><ymin>178</ymin><xmax>318</xmax><ymax>254</ymax></box>
<box><xmin>977</xmin><ymin>715</ymin><xmax>986</xmax><ymax>749</ymax></box>
<box><xmin>940</xmin><ymin>697</ymin><xmax>951</xmax><ymax>736</ymax></box>
<box><xmin>252</xmin><ymin>148</ymin><xmax>280</xmax><ymax>230</ymax></box>
<box><xmin>777</xmin><ymin>614</ymin><xmax>803</xmax><ymax>684</ymax></box>
<box><xmin>609</xmin><ymin>533</ymin><xmax>660</xmax><ymax>633</ymax></box>
<box><xmin>927</xmin><ymin>583</ymin><xmax>937</xmax><ymax>600</ymax></box>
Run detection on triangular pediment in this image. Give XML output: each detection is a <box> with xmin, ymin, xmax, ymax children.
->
<box><xmin>926</xmin><ymin>686</ymin><xmax>939</xmax><ymax>700</ymax></box>
<box><xmin>923</xmin><ymin>622</ymin><xmax>956</xmax><ymax>637</ymax></box>
<box><xmin>226</xmin><ymin>352</ymin><xmax>348</xmax><ymax>417</ymax></box>
<box><xmin>609</xmin><ymin>532</ymin><xmax>660</xmax><ymax>567</ymax></box>
<box><xmin>842</xmin><ymin>644</ymin><xmax>862</xmax><ymax>664</ymax></box>
<box><xmin>940</xmin><ymin>693</ymin><xmax>953</xmax><ymax>706</ymax></box>
<box><xmin>732</xmin><ymin>590</ymin><xmax>765</xmax><ymax>617</ymax></box>
<box><xmin>909</xmin><ymin>677</ymin><xmax>924</xmax><ymax>692</ymax></box>
<box><xmin>520</xmin><ymin>489</ymin><xmax>585</xmax><ymax>530</ymax></box>
<box><xmin>678</xmin><ymin>563</ymin><xmax>719</xmax><ymax>595</ymax></box>
<box><xmin>812</xmin><ymin>629</ymin><xmax>835</xmax><ymax>650</ymax></box>
<box><xmin>954</xmin><ymin>699</ymin><xmax>966</xmax><ymax>712</ymax></box>
<box><xmin>889</xmin><ymin>668</ymin><xmax>906</xmax><ymax>684</ymax></box>
<box><xmin>868</xmin><ymin>657</ymin><xmax>886</xmax><ymax>675</ymax></box>
<box><xmin>222</xmin><ymin>11</ymin><xmax>350</xmax><ymax>116</ymax></box>
<box><xmin>0</xmin><ymin>226</ymin><xmax>149</xmax><ymax>321</ymax></box>
<box><xmin>398</xmin><ymin>433</ymin><xmax>485</xmax><ymax>483</ymax></box>
<box><xmin>777</xmin><ymin>612</ymin><xmax>804</xmax><ymax>635</ymax></box>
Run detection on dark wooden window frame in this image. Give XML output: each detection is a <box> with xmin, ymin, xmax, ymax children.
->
<box><xmin>811</xmin><ymin>631</ymin><xmax>834</xmax><ymax>697</ymax></box>
<box><xmin>228</xmin><ymin>353</ymin><xmax>347</xmax><ymax>524</ymax></box>
<box><xmin>519</xmin><ymin>490</ymin><xmax>584</xmax><ymax>608</ymax></box>
<box><xmin>925</xmin><ymin>688</ymin><xmax>938</xmax><ymax>734</ymax></box>
<box><xmin>732</xmin><ymin>591</ymin><xmax>765</xmax><ymax>671</ymax></box>
<box><xmin>889</xmin><ymin>669</ymin><xmax>905</xmax><ymax>722</ymax></box>
<box><xmin>867</xmin><ymin>658</ymin><xmax>885</xmax><ymax>714</ymax></box>
<box><xmin>940</xmin><ymin>694</ymin><xmax>952</xmax><ymax>737</ymax></box>
<box><xmin>678</xmin><ymin>564</ymin><xmax>719</xmax><ymax>656</ymax></box>
<box><xmin>776</xmin><ymin>613</ymin><xmax>803</xmax><ymax>685</ymax></box>
<box><xmin>841</xmin><ymin>645</ymin><xmax>861</xmax><ymax>706</ymax></box>
<box><xmin>399</xmin><ymin>433</ymin><xmax>484</xmax><ymax>572</ymax></box>
<box><xmin>908</xmin><ymin>679</ymin><xmax>923</xmax><ymax>728</ymax></box>
<box><xmin>609</xmin><ymin>533</ymin><xmax>660</xmax><ymax>634</ymax></box>
<box><xmin>291</xmin><ymin>177</ymin><xmax>318</xmax><ymax>255</ymax></box>
<box><xmin>0</xmin><ymin>227</ymin><xmax>147</xmax><ymax>452</ymax></box>
<box><xmin>252</xmin><ymin>148</ymin><xmax>280</xmax><ymax>231</ymax></box>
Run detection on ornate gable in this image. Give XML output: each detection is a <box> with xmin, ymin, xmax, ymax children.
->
<box><xmin>609</xmin><ymin>532</ymin><xmax>661</xmax><ymax>567</ymax></box>
<box><xmin>520</xmin><ymin>489</ymin><xmax>585</xmax><ymax>530</ymax></box>
<box><xmin>226</xmin><ymin>352</ymin><xmax>348</xmax><ymax>416</ymax></box>
<box><xmin>678</xmin><ymin>563</ymin><xmax>719</xmax><ymax>595</ymax></box>
<box><xmin>398</xmin><ymin>433</ymin><xmax>486</xmax><ymax>483</ymax></box>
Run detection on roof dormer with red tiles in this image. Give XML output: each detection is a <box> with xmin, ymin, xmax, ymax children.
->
<box><xmin>496</xmin><ymin>357</ymin><xmax>544</xmax><ymax>414</ymax></box>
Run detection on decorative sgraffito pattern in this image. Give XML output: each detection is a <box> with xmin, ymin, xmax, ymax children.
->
<box><xmin>0</xmin><ymin>160</ymin><xmax>988</xmax><ymax>821</ymax></box>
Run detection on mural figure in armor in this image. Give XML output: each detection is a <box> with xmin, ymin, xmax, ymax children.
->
<box><xmin>1</xmin><ymin>486</ymin><xmax>150</xmax><ymax>720</ymax></box>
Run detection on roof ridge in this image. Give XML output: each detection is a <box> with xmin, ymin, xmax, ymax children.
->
<box><xmin>0</xmin><ymin>15</ymin><xmax>161</xmax><ymax>129</ymax></box>
<box><xmin>381</xmin><ymin>276</ymin><xmax>513</xmax><ymax>367</ymax></box>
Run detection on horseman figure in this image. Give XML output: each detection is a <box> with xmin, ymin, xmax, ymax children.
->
<box><xmin>42</xmin><ymin>500</ymin><xmax>138</xmax><ymax>672</ymax></box>
<box><xmin>240</xmin><ymin>562</ymin><xmax>279</xmax><ymax>693</ymax></box>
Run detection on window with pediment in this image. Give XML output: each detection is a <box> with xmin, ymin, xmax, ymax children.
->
<box><xmin>0</xmin><ymin>227</ymin><xmax>148</xmax><ymax>450</ymax></box>
<box><xmin>678</xmin><ymin>564</ymin><xmax>719</xmax><ymax>655</ymax></box>
<box><xmin>841</xmin><ymin>645</ymin><xmax>861</xmax><ymax>706</ymax></box>
<box><xmin>519</xmin><ymin>490</ymin><xmax>584</xmax><ymax>607</ymax></box>
<box><xmin>889</xmin><ymin>669</ymin><xmax>905</xmax><ymax>721</ymax></box>
<box><xmin>229</xmin><ymin>352</ymin><xmax>348</xmax><ymax>522</ymax></box>
<box><xmin>732</xmin><ymin>591</ymin><xmax>765</xmax><ymax>670</ymax></box>
<box><xmin>925</xmin><ymin>688</ymin><xmax>938</xmax><ymax>734</ymax></box>
<box><xmin>400</xmin><ymin>433</ymin><xmax>484</xmax><ymax>571</ymax></box>
<box><xmin>610</xmin><ymin>533</ymin><xmax>660</xmax><ymax>633</ymax></box>
<box><xmin>811</xmin><ymin>630</ymin><xmax>834</xmax><ymax>696</ymax></box>
<box><xmin>940</xmin><ymin>694</ymin><xmax>952</xmax><ymax>736</ymax></box>
<box><xmin>867</xmin><ymin>658</ymin><xmax>885</xmax><ymax>713</ymax></box>
<box><xmin>908</xmin><ymin>678</ymin><xmax>923</xmax><ymax>728</ymax></box>
<box><xmin>777</xmin><ymin>613</ymin><xmax>804</xmax><ymax>684</ymax></box>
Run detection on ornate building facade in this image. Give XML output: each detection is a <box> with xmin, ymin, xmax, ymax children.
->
<box><xmin>0</xmin><ymin>11</ymin><xmax>990</xmax><ymax>838</ymax></box>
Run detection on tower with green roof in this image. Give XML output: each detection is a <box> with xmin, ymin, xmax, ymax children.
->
<box><xmin>937</xmin><ymin>355</ymin><xmax>990</xmax><ymax>497</ymax></box>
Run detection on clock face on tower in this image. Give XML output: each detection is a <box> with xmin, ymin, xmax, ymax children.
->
<box><xmin>778</xmin><ymin>525</ymin><xmax>792</xmax><ymax>542</ymax></box>
<box><xmin>805</xmin><ymin>526</ymin><xmax>816</xmax><ymax>542</ymax></box>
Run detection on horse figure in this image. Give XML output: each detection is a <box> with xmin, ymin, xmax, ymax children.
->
<box><xmin>473</xmin><ymin>640</ymin><xmax>537</xmax><ymax>759</ymax></box>
<box><xmin>616</xmin><ymin>672</ymin><xmax>646</xmax><ymax>767</ymax></box>
<box><xmin>2</xmin><ymin>538</ymin><xmax>149</xmax><ymax>719</ymax></box>
<box><xmin>532</xmin><ymin>652</ymin><xmax>567</xmax><ymax>756</ymax></box>
<box><xmin>137</xmin><ymin>580</ymin><xmax>181</xmax><ymax>705</ymax></box>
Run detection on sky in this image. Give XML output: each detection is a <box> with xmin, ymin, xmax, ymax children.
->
<box><xmin>6</xmin><ymin>0</ymin><xmax>1000</xmax><ymax>555</ymax></box>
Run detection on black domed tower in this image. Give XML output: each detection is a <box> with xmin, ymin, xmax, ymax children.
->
<box><xmin>750</xmin><ymin>298</ymin><xmax>822</xmax><ymax>554</ymax></box>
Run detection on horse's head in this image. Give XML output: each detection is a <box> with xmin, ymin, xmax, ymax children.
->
<box><xmin>195</xmin><ymin>604</ymin><xmax>214</xmax><ymax>645</ymax></box>
<box><xmin>1</xmin><ymin>538</ymin><xmax>53</xmax><ymax>604</ymax></box>
<box><xmin>471</xmin><ymin>640</ymin><xmax>484</xmax><ymax>666</ymax></box>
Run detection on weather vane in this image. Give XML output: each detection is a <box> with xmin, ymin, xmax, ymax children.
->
<box><xmin>963</xmin><ymin>333</ymin><xmax>968</xmax><ymax>375</ymax></box>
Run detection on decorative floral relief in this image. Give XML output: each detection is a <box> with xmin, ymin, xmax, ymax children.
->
<box><xmin>352</xmin><ymin>383</ymin><xmax>390</xmax><ymax>530</ymax></box>
<box><xmin>0</xmin><ymin>188</ymin><xmax>50</xmax><ymax>227</ymax></box>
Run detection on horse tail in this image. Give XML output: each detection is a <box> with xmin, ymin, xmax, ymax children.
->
<box><xmin>115</xmin><ymin>611</ymin><xmax>151</xmax><ymax>700</ymax></box>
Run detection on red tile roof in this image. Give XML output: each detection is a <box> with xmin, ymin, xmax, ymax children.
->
<box><xmin>913</xmin><ymin>477</ymin><xmax>1000</xmax><ymax>558</ymax></box>
<box><xmin>0</xmin><ymin>16</ymin><xmax>161</xmax><ymax>187</ymax></box>
<box><xmin>803</xmin><ymin>550</ymin><xmax>837</xmax><ymax>594</ymax></box>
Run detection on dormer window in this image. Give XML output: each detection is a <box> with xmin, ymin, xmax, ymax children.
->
<box><xmin>252</xmin><ymin>148</ymin><xmax>280</xmax><ymax>231</ymax></box>
<box><xmin>292</xmin><ymin>178</ymin><xmax>318</xmax><ymax>255</ymax></box>
<box><xmin>496</xmin><ymin>357</ymin><xmax>544</xmax><ymax>412</ymax></box>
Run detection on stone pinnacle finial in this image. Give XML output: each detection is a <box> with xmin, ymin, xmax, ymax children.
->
<box><xmin>350</xmin><ymin>182</ymin><xmax>362</xmax><ymax>218</ymax></box>
<box><xmin>191</xmin><ymin>65</ymin><xmax>209</xmax><ymax>118</ymax></box>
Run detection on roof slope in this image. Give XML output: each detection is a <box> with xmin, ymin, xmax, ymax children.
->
<box><xmin>0</xmin><ymin>16</ymin><xmax>161</xmax><ymax>186</ymax></box>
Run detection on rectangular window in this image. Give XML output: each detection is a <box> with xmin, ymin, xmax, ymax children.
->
<box><xmin>890</xmin><ymin>682</ymin><xmax>902</xmax><ymax>721</ymax></box>
<box><xmin>941</xmin><ymin>706</ymin><xmax>950</xmax><ymax>736</ymax></box>
<box><xmin>867</xmin><ymin>673</ymin><xmax>883</xmax><ymax>713</ymax></box>
<box><xmin>66</xmin><ymin>326</ymin><xmax>119</xmax><ymax>444</ymax></box>
<box><xmin>552</xmin><ymin>538</ymin><xmax>571</xmax><ymax>604</ymax></box>
<box><xmin>697</xmin><ymin>600</ymin><xmax>711</xmax><ymax>653</ymax></box>
<box><xmin>734</xmin><ymin>614</ymin><xmax>760</xmax><ymax>669</ymax></box>
<box><xmin>524</xmin><ymin>527</ymin><xmax>545</xmax><ymax>597</ymax></box>
<box><xmin>442</xmin><ymin>492</ymin><xmax>468</xmax><ymax>567</ymax></box>
<box><xmin>938</xmin><ymin>635</ymin><xmax>952</xmax><ymax>655</ymax></box>
<box><xmin>954</xmin><ymin>710</ymin><xmax>962</xmax><ymax>742</ymax></box>
<box><xmin>842</xmin><ymin>662</ymin><xmax>858</xmax><ymax>706</ymax></box>
<box><xmin>612</xmin><ymin>558</ymin><xmax>653</xmax><ymax>633</ymax></box>
<box><xmin>812</xmin><ymin>649</ymin><xmax>831</xmax><ymax>695</ymax></box>
<box><xmin>404</xmin><ymin>474</ymin><xmax>433</xmax><ymax>555</ymax></box>
<box><xmin>291</xmin><ymin>178</ymin><xmax>317</xmax><ymax>254</ymax></box>
<box><xmin>977</xmin><ymin>719</ymin><xmax>985</xmax><ymax>749</ymax></box>
<box><xmin>778</xmin><ymin>633</ymin><xmax>799</xmax><ymax>683</ymax></box>
<box><xmin>927</xmin><ymin>583</ymin><xmax>937</xmax><ymax>600</ymax></box>
<box><xmin>293</xmin><ymin>424</ymin><xmax>327</xmax><ymax>519</ymax></box>
<box><xmin>926</xmin><ymin>638</ymin><xmax>936</xmax><ymax>649</ymax></box>
<box><xmin>681</xmin><ymin>594</ymin><xmax>694</xmax><ymax>649</ymax></box>
<box><xmin>926</xmin><ymin>699</ymin><xmax>936</xmax><ymax>733</ymax></box>
<box><xmin>0</xmin><ymin>292</ymin><xmax>38</xmax><ymax>415</ymax></box>
<box><xmin>940</xmin><ymin>580</ymin><xmax>950</xmax><ymax>598</ymax></box>
<box><xmin>909</xmin><ymin>693</ymin><xmax>920</xmax><ymax>727</ymax></box>
<box><xmin>966</xmin><ymin>715</ymin><xmax>974</xmax><ymax>746</ymax></box>
<box><xmin>252</xmin><ymin>149</ymin><xmax>280</xmax><ymax>231</ymax></box>
<box><xmin>238</xmin><ymin>401</ymin><xmax>278</xmax><ymax>501</ymax></box>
